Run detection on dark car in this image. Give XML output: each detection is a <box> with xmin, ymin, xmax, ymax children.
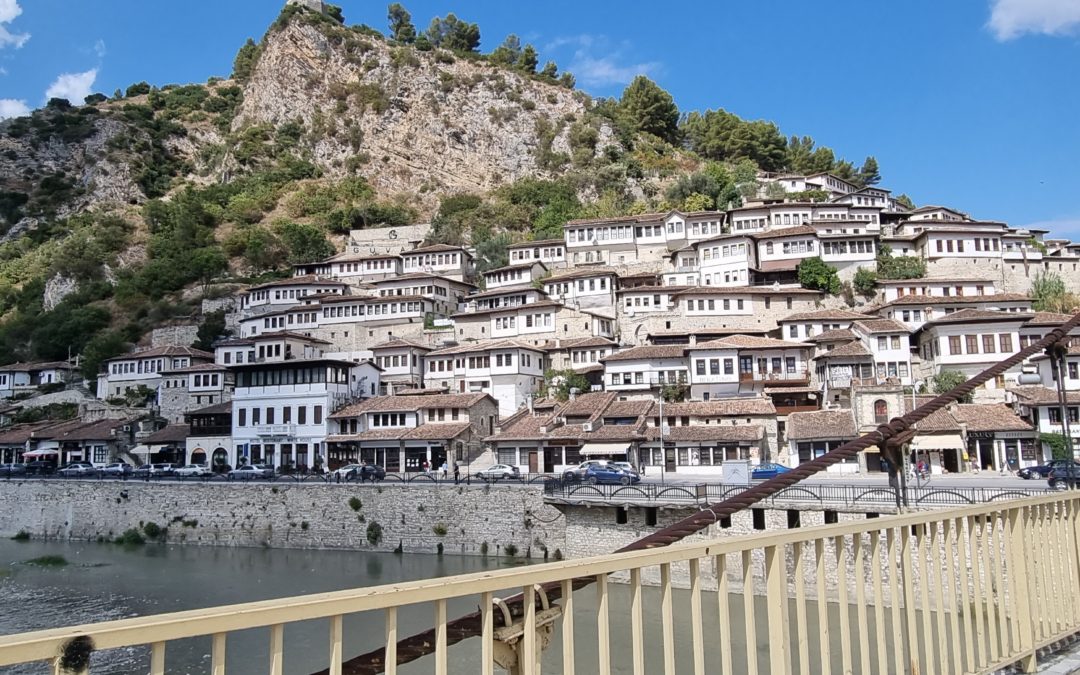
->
<box><xmin>358</xmin><ymin>464</ymin><xmax>385</xmax><ymax>482</ymax></box>
<box><xmin>0</xmin><ymin>463</ymin><xmax>26</xmax><ymax>477</ymax></box>
<box><xmin>1048</xmin><ymin>465</ymin><xmax>1080</xmax><ymax>490</ymax></box>
<box><xmin>583</xmin><ymin>464</ymin><xmax>640</xmax><ymax>486</ymax></box>
<box><xmin>25</xmin><ymin>460</ymin><xmax>56</xmax><ymax>476</ymax></box>
<box><xmin>1019</xmin><ymin>460</ymin><xmax>1080</xmax><ymax>480</ymax></box>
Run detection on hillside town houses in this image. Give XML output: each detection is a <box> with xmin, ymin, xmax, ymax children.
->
<box><xmin>8</xmin><ymin>172</ymin><xmax>1080</xmax><ymax>476</ymax></box>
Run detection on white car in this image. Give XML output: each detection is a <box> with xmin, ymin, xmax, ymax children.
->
<box><xmin>474</xmin><ymin>464</ymin><xmax>521</xmax><ymax>481</ymax></box>
<box><xmin>610</xmin><ymin>462</ymin><xmax>639</xmax><ymax>477</ymax></box>
<box><xmin>174</xmin><ymin>464</ymin><xmax>210</xmax><ymax>478</ymax></box>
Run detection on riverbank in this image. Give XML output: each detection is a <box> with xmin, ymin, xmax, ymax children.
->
<box><xmin>0</xmin><ymin>480</ymin><xmax>566</xmax><ymax>559</ymax></box>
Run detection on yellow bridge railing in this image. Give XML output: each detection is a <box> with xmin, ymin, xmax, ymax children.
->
<box><xmin>2</xmin><ymin>491</ymin><xmax>1079</xmax><ymax>674</ymax></box>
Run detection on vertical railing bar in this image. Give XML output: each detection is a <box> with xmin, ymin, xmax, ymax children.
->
<box><xmin>386</xmin><ymin>606</ymin><xmax>399</xmax><ymax>675</ymax></box>
<box><xmin>869</xmin><ymin>531</ymin><xmax>887</xmax><ymax>675</ymax></box>
<box><xmin>630</xmin><ymin>568</ymin><xmax>645</xmax><ymax>675</ymax></box>
<box><xmin>559</xmin><ymin>580</ymin><xmax>574</xmax><ymax>675</ymax></box>
<box><xmin>742</xmin><ymin>549</ymin><xmax>759</xmax><ymax>675</ymax></box>
<box><xmin>715</xmin><ymin>553</ymin><xmax>733</xmax><ymax>675</ymax></box>
<box><xmin>901</xmin><ymin>523</ymin><xmax>921</xmax><ymax>674</ymax></box>
<box><xmin>522</xmin><ymin>585</ymin><xmax>536</xmax><ymax>675</ymax></box>
<box><xmin>661</xmin><ymin>562</ymin><xmax>676</xmax><ymax>675</ymax></box>
<box><xmin>988</xmin><ymin>509</ymin><xmax>1012</xmax><ymax>655</ymax></box>
<box><xmin>596</xmin><ymin>573</ymin><xmax>611</xmax><ymax>675</ymax></box>
<box><xmin>1006</xmin><ymin>507</ymin><xmax>1034</xmax><ymax>671</ymax></box>
<box><xmin>1052</xmin><ymin>501</ymin><xmax>1068</xmax><ymax>635</ymax></box>
<box><xmin>212</xmin><ymin>632</ymin><xmax>226</xmax><ymax>675</ymax></box>
<box><xmin>794</xmin><ymin>542</ymin><xmax>810</xmax><ymax>675</ymax></box>
<box><xmin>1013</xmin><ymin>504</ymin><xmax>1038</xmax><ymax>672</ymax></box>
<box><xmin>930</xmin><ymin>521</ymin><xmax>949</xmax><ymax>675</ymax></box>
<box><xmin>329</xmin><ymin>615</ymin><xmax>343</xmax><ymax>675</ymax></box>
<box><xmin>943</xmin><ymin>520</ymin><xmax>963</xmax><ymax>675</ymax></box>
<box><xmin>434</xmin><ymin>599</ymin><xmax>447</xmax><ymax>675</ymax></box>
<box><xmin>834</xmin><ymin>536</ymin><xmax>852</xmax><ymax>675</ymax></box>
<box><xmin>981</xmin><ymin>513</ymin><xmax>1000</xmax><ymax>662</ymax></box>
<box><xmin>852</xmin><ymin>534</ymin><xmax>871</xmax><ymax>674</ymax></box>
<box><xmin>917</xmin><ymin>523</ymin><xmax>937</xmax><ymax>669</ymax></box>
<box><xmin>689</xmin><ymin>558</ymin><xmax>705</xmax><ymax>675</ymax></box>
<box><xmin>1059</xmin><ymin>500</ymin><xmax>1077</xmax><ymax>631</ymax></box>
<box><xmin>886</xmin><ymin>528</ymin><xmax>905</xmax><ymax>675</ymax></box>
<box><xmin>1035</xmin><ymin>503</ymin><xmax>1050</xmax><ymax>641</ymax></box>
<box><xmin>969</xmin><ymin>515</ymin><xmax>988</xmax><ymax>669</ymax></box>
<box><xmin>814</xmin><ymin>539</ymin><xmax>832</xmax><ymax>675</ymax></box>
<box><xmin>150</xmin><ymin>641</ymin><xmax>165</xmax><ymax>675</ymax></box>
<box><xmin>268</xmin><ymin>624</ymin><xmax>284</xmax><ymax>675</ymax></box>
<box><xmin>1068</xmin><ymin>499</ymin><xmax>1080</xmax><ymax>629</ymax></box>
<box><xmin>765</xmin><ymin>544</ymin><xmax>791</xmax><ymax>675</ymax></box>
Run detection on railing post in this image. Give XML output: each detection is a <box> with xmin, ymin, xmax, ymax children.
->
<box><xmin>1008</xmin><ymin>506</ymin><xmax>1037</xmax><ymax>671</ymax></box>
<box><xmin>764</xmin><ymin>545</ymin><xmax>791</xmax><ymax>675</ymax></box>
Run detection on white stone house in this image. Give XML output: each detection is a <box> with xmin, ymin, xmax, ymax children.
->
<box><xmin>0</xmin><ymin>361</ymin><xmax>74</xmax><ymax>399</ymax></box>
<box><xmin>158</xmin><ymin>363</ymin><xmax>233</xmax><ymax>423</ymax></box>
<box><xmin>779</xmin><ymin>309</ymin><xmax>874</xmax><ymax>342</ymax></box>
<box><xmin>371</xmin><ymin>273</ymin><xmax>475</xmax><ymax>317</ymax></box>
<box><xmin>370</xmin><ymin>338</ymin><xmax>432</xmax><ymax>393</ymax></box>
<box><xmin>542</xmin><ymin>268</ymin><xmax>618</xmax><ymax>312</ymax></box>
<box><xmin>693</xmin><ymin>234</ymin><xmax>755</xmax><ymax>287</ymax></box>
<box><xmin>400</xmin><ymin>244</ymin><xmax>474</xmax><ymax>282</ymax></box>
<box><xmin>422</xmin><ymin>339</ymin><xmax>545</xmax><ymax>415</ymax></box>
<box><xmin>507</xmin><ymin>239</ymin><xmax>567</xmax><ymax>268</ymax></box>
<box><xmin>686</xmin><ymin>335</ymin><xmax>812</xmax><ymax>400</ymax></box>
<box><xmin>602</xmin><ymin>345</ymin><xmax>689</xmax><ymax>397</ymax></box>
<box><xmin>97</xmin><ymin>346</ymin><xmax>214</xmax><ymax>400</ymax></box>
<box><xmin>239</xmin><ymin>275</ymin><xmax>348</xmax><ymax>317</ymax></box>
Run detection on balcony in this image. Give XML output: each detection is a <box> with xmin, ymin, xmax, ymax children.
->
<box><xmin>255</xmin><ymin>424</ymin><xmax>297</xmax><ymax>438</ymax></box>
<box><xmin>739</xmin><ymin>369</ymin><xmax>810</xmax><ymax>384</ymax></box>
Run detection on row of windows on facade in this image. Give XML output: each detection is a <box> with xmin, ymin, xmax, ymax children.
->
<box><xmin>110</xmin><ymin>358</ymin><xmax>188</xmax><ymax>375</ymax></box>
<box><xmin>234</xmin><ymin>366</ymin><xmax>351</xmax><ymax>388</ymax></box>
<box><xmin>426</xmin><ymin>353</ymin><xmax>537</xmax><ymax>372</ymax></box>
<box><xmin>379</xmin><ymin>285</ymin><xmax>450</xmax><ymax>297</ymax></box>
<box><xmin>820</xmin><ymin>362</ymin><xmax>911</xmax><ymax>380</ymax></box>
<box><xmin>245</xmin><ymin>287</ymin><xmax>338</xmax><ymax>304</ymax></box>
<box><xmin>495</xmin><ymin>314</ymin><xmax>553</xmax><ymax>330</ymax></box>
<box><xmin>546</xmin><ymin>277</ymin><xmax>610</xmax><ymax>294</ymax></box>
<box><xmin>571</xmin><ymin>349</ymin><xmax>608</xmax><ymax>363</ymax></box>
<box><xmin>478</xmin><ymin>294</ymin><xmax>530</xmax><ymax>310</ymax></box>
<box><xmin>236</xmin><ymin>405</ymin><xmax>323</xmax><ymax>426</ymax></box>
<box><xmin>641</xmin><ymin>446</ymin><xmax>751</xmax><ymax>466</ymax></box>
<box><xmin>337</xmin><ymin>259</ymin><xmax>395</xmax><ymax>272</ymax></box>
<box><xmin>404</xmin><ymin>253</ymin><xmax>461</xmax><ymax>267</ymax></box>
<box><xmin>377</xmin><ymin>354</ymin><xmax>419</xmax><ymax>369</ymax></box>
<box><xmin>942</xmin><ymin>334</ymin><xmax>1016</xmax><ymax>357</ymax></box>
<box><xmin>934</xmin><ymin>238</ymin><xmax>1001</xmax><ymax>254</ymax></box>
<box><xmin>510</xmin><ymin>246</ymin><xmax>565</xmax><ymax>262</ymax></box>
<box><xmin>788</xmin><ymin>323</ymin><xmax>845</xmax><ymax>338</ymax></box>
<box><xmin>163</xmin><ymin>373</ymin><xmax>221</xmax><ymax>388</ymax></box>
<box><xmin>322</xmin><ymin>301</ymin><xmax>425</xmax><ymax>318</ymax></box>
<box><xmin>701</xmin><ymin>243</ymin><xmax>748</xmax><ymax>261</ymax></box>
<box><xmin>895</xmin><ymin>286</ymin><xmax>988</xmax><ymax>298</ymax></box>
<box><xmin>261</xmin><ymin>312</ymin><xmax>319</xmax><ymax>330</ymax></box>
<box><xmin>692</xmin><ymin>356</ymin><xmax>802</xmax><ymax>376</ymax></box>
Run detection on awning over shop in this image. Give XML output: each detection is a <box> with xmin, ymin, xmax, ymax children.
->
<box><xmin>129</xmin><ymin>445</ymin><xmax>151</xmax><ymax>457</ymax></box>
<box><xmin>580</xmin><ymin>442</ymin><xmax>630</xmax><ymax>457</ymax></box>
<box><xmin>22</xmin><ymin>449</ymin><xmax>58</xmax><ymax>458</ymax></box>
<box><xmin>911</xmin><ymin>434</ymin><xmax>965</xmax><ymax>452</ymax></box>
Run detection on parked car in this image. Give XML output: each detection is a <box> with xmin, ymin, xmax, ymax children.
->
<box><xmin>151</xmin><ymin>463</ymin><xmax>179</xmax><ymax>475</ymax></box>
<box><xmin>0</xmin><ymin>463</ymin><xmax>26</xmax><ymax>477</ymax></box>
<box><xmin>332</xmin><ymin>464</ymin><xmax>363</xmax><ymax>480</ymax></box>
<box><xmin>24</xmin><ymin>460</ymin><xmax>56</xmax><ymax>476</ymax></box>
<box><xmin>561</xmin><ymin>460</ymin><xmax>613</xmax><ymax>482</ymax></box>
<box><xmin>174</xmin><ymin>464</ymin><xmax>211</xmax><ymax>478</ymax></box>
<box><xmin>358</xmin><ymin>464</ymin><xmax>386</xmax><ymax>482</ymax></box>
<box><xmin>475</xmin><ymin>464</ymin><xmax>521</xmax><ymax>481</ymax></box>
<box><xmin>57</xmin><ymin>462</ymin><xmax>98</xmax><ymax>477</ymax></box>
<box><xmin>583</xmin><ymin>464</ymin><xmax>640</xmax><ymax>486</ymax></box>
<box><xmin>1048</xmin><ymin>466</ymin><xmax>1080</xmax><ymax>490</ymax></box>
<box><xmin>751</xmin><ymin>463</ymin><xmax>792</xmax><ymax>480</ymax></box>
<box><xmin>228</xmin><ymin>465</ymin><xmax>270</xmax><ymax>480</ymax></box>
<box><xmin>100</xmin><ymin>463</ymin><xmax>133</xmax><ymax>477</ymax></box>
<box><xmin>610</xmin><ymin>461</ymin><xmax>640</xmax><ymax>477</ymax></box>
<box><xmin>1019</xmin><ymin>460</ymin><xmax>1080</xmax><ymax>480</ymax></box>
<box><xmin>253</xmin><ymin>464</ymin><xmax>275</xmax><ymax>478</ymax></box>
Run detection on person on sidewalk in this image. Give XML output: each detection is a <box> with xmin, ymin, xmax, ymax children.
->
<box><xmin>453</xmin><ymin>463</ymin><xmax>460</xmax><ymax>484</ymax></box>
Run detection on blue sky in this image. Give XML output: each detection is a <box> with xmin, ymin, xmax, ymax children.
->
<box><xmin>2</xmin><ymin>0</ymin><xmax>1079</xmax><ymax>238</ymax></box>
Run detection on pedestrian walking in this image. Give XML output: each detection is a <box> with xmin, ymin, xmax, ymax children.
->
<box><xmin>453</xmin><ymin>463</ymin><xmax>460</xmax><ymax>484</ymax></box>
<box><xmin>440</xmin><ymin>461</ymin><xmax>448</xmax><ymax>480</ymax></box>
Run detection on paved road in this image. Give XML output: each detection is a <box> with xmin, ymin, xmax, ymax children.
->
<box><xmin>644</xmin><ymin>472</ymin><xmax>1047</xmax><ymax>490</ymax></box>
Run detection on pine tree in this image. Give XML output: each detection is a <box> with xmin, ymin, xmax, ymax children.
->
<box><xmin>857</xmin><ymin>156</ymin><xmax>881</xmax><ymax>187</ymax></box>
<box><xmin>518</xmin><ymin>44</ymin><xmax>539</xmax><ymax>73</ymax></box>
<box><xmin>387</xmin><ymin>3</ymin><xmax>416</xmax><ymax>43</ymax></box>
<box><xmin>540</xmin><ymin>61</ymin><xmax>558</xmax><ymax>81</ymax></box>
<box><xmin>489</xmin><ymin>34</ymin><xmax>521</xmax><ymax>66</ymax></box>
<box><xmin>618</xmin><ymin>75</ymin><xmax>680</xmax><ymax>145</ymax></box>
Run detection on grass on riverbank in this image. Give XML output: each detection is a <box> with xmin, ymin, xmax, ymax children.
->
<box><xmin>24</xmin><ymin>555</ymin><xmax>68</xmax><ymax>567</ymax></box>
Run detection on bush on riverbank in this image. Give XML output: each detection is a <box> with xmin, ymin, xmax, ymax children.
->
<box><xmin>115</xmin><ymin>528</ymin><xmax>145</xmax><ymax>545</ymax></box>
<box><xmin>11</xmin><ymin>530</ymin><xmax>30</xmax><ymax>541</ymax></box>
<box><xmin>366</xmin><ymin>520</ymin><xmax>383</xmax><ymax>546</ymax></box>
<box><xmin>25</xmin><ymin>555</ymin><xmax>68</xmax><ymax>567</ymax></box>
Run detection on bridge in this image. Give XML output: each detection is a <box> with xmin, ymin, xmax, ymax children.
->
<box><xmin>0</xmin><ymin>491</ymin><xmax>1078</xmax><ymax>674</ymax></box>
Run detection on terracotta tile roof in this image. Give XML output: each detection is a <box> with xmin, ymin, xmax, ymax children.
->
<box><xmin>186</xmin><ymin>401</ymin><xmax>232</xmax><ymax>416</ymax></box>
<box><xmin>486</xmin><ymin>411</ymin><xmax>561</xmax><ymax>442</ymax></box>
<box><xmin>0</xmin><ymin>361</ymin><xmax>73</xmax><ymax>373</ymax></box>
<box><xmin>581</xmin><ymin>423</ymin><xmax>646</xmax><ymax>441</ymax></box>
<box><xmin>1009</xmin><ymin>386</ymin><xmax>1080</xmax><ymax>406</ymax></box>
<box><xmin>559</xmin><ymin>391</ymin><xmax>617</xmax><ymax>418</ymax></box>
<box><xmin>753</xmin><ymin>259</ymin><xmax>801</xmax><ymax>273</ymax></box>
<box><xmin>751</xmin><ymin>225</ymin><xmax>818</xmax><ymax>240</ymax></box>
<box><xmin>924</xmin><ymin>309</ymin><xmax>1034</xmax><ymax>326</ymax></box>
<box><xmin>370</xmin><ymin>338</ymin><xmax>432</xmax><ymax>351</ymax></box>
<box><xmin>48</xmin><ymin>418</ymin><xmax>134</xmax><ymax>442</ymax></box>
<box><xmin>106</xmin><ymin>346</ymin><xmax>214</xmax><ymax>362</ymax></box>
<box><xmin>330</xmin><ymin>393</ymin><xmax>490</xmax><ymax>417</ymax></box>
<box><xmin>648</xmin><ymin>398</ymin><xmax>777</xmax><ymax>417</ymax></box>
<box><xmin>1024</xmin><ymin>312</ymin><xmax>1074</xmax><ymax>327</ymax></box>
<box><xmin>0</xmin><ymin>422</ymin><xmax>54</xmax><ymax>445</ymax></box>
<box><xmin>602</xmin><ymin>400</ymin><xmax>654</xmax><ymax>417</ymax></box>
<box><xmin>878</xmin><ymin>293</ymin><xmax>1031</xmax><ymax>308</ymax></box>
<box><xmin>852</xmin><ymin>319</ymin><xmax>910</xmax><ymax>334</ymax></box>
<box><xmin>601</xmin><ymin>345</ymin><xmax>686</xmax><ymax>362</ymax></box>
<box><xmin>951</xmin><ymin>404</ymin><xmax>1034</xmax><ymax>432</ymax></box>
<box><xmin>404</xmin><ymin>244</ymin><xmax>469</xmax><ymax>255</ymax></box>
<box><xmin>645</xmin><ymin>425</ymin><xmax>763</xmax><ymax>442</ymax></box>
<box><xmin>329</xmin><ymin>428</ymin><xmax>410</xmax><ymax>442</ymax></box>
<box><xmin>565</xmin><ymin>212</ymin><xmax>665</xmax><ymax>226</ymax></box>
<box><xmin>540</xmin><ymin>337</ymin><xmax>617</xmax><ymax>351</ymax></box>
<box><xmin>506</xmin><ymin>238</ymin><xmax>565</xmax><ymax>249</ymax></box>
<box><xmin>782</xmin><ymin>309</ymin><xmax>873</xmax><ymax>322</ymax></box>
<box><xmin>808</xmin><ymin>328</ymin><xmax>858</xmax><ymax>343</ymax></box>
<box><xmin>402</xmin><ymin>423</ymin><xmax>472</xmax><ymax>441</ymax></box>
<box><xmin>426</xmin><ymin>339</ymin><xmax>543</xmax><ymax>356</ymax></box>
<box><xmin>691</xmin><ymin>335</ymin><xmax>807</xmax><ymax>350</ymax></box>
<box><xmin>816</xmin><ymin>341</ymin><xmax>871</xmax><ymax>358</ymax></box>
<box><xmin>786</xmin><ymin>409</ymin><xmax>858</xmax><ymax>441</ymax></box>
<box><xmin>145</xmin><ymin>424</ymin><xmax>190</xmax><ymax>445</ymax></box>
<box><xmin>674</xmin><ymin>286</ymin><xmax>821</xmax><ymax>296</ymax></box>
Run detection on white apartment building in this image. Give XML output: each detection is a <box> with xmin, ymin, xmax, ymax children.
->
<box><xmin>293</xmin><ymin>252</ymin><xmax>402</xmax><ymax>281</ymax></box>
<box><xmin>693</xmin><ymin>234</ymin><xmax>755</xmax><ymax>287</ymax></box>
<box><xmin>482</xmin><ymin>261</ymin><xmax>548</xmax><ymax>290</ymax></box>
<box><xmin>507</xmin><ymin>239</ymin><xmax>567</xmax><ymax>268</ymax></box>
<box><xmin>97</xmin><ymin>346</ymin><xmax>214</xmax><ymax>400</ymax></box>
<box><xmin>563</xmin><ymin>210</ymin><xmax>727</xmax><ymax>267</ymax></box>
<box><xmin>915</xmin><ymin>309</ymin><xmax>1033</xmax><ymax>399</ymax></box>
<box><xmin>602</xmin><ymin>345</ymin><xmax>689</xmax><ymax>396</ymax></box>
<box><xmin>542</xmin><ymin>268</ymin><xmax>618</xmax><ymax>311</ymax></box>
<box><xmin>158</xmin><ymin>363</ymin><xmax>233</xmax><ymax>423</ymax></box>
<box><xmin>422</xmin><ymin>339</ymin><xmax>545</xmax><ymax>415</ymax></box>
<box><xmin>371</xmin><ymin>273</ymin><xmax>474</xmax><ymax>316</ymax></box>
<box><xmin>1010</xmin><ymin>386</ymin><xmax>1080</xmax><ymax>456</ymax></box>
<box><xmin>369</xmin><ymin>338</ymin><xmax>432</xmax><ymax>392</ymax></box>
<box><xmin>876</xmin><ymin>278</ymin><xmax>997</xmax><ymax>304</ymax></box>
<box><xmin>239</xmin><ymin>276</ymin><xmax>347</xmax><ymax>315</ymax></box>
<box><xmin>876</xmin><ymin>293</ymin><xmax>1033</xmax><ymax>330</ymax></box>
<box><xmin>0</xmin><ymin>362</ymin><xmax>73</xmax><ymax>399</ymax></box>
<box><xmin>686</xmin><ymin>335</ymin><xmax>812</xmax><ymax>400</ymax></box>
<box><xmin>779</xmin><ymin>309</ymin><xmax>874</xmax><ymax>342</ymax></box>
<box><xmin>465</xmin><ymin>284</ymin><xmax>546</xmax><ymax>312</ymax></box>
<box><xmin>400</xmin><ymin>244</ymin><xmax>474</xmax><ymax>281</ymax></box>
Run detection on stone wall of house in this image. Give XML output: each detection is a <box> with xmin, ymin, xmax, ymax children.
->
<box><xmin>150</xmin><ymin>325</ymin><xmax>200</xmax><ymax>348</ymax></box>
<box><xmin>159</xmin><ymin>388</ymin><xmax>233</xmax><ymax>424</ymax></box>
<box><xmin>308</xmin><ymin>322</ymin><xmax>428</xmax><ymax>352</ymax></box>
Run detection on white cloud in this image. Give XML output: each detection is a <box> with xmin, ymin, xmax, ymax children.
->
<box><xmin>0</xmin><ymin>98</ymin><xmax>30</xmax><ymax>119</ymax></box>
<box><xmin>545</xmin><ymin>33</ymin><xmax>661</xmax><ymax>88</ymax></box>
<box><xmin>93</xmin><ymin>39</ymin><xmax>106</xmax><ymax>58</ymax></box>
<box><xmin>988</xmin><ymin>0</ymin><xmax>1080</xmax><ymax>40</ymax></box>
<box><xmin>44</xmin><ymin>68</ymin><xmax>98</xmax><ymax>104</ymax></box>
<box><xmin>0</xmin><ymin>0</ymin><xmax>29</xmax><ymax>49</ymax></box>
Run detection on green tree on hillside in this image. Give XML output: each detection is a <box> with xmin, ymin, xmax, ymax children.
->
<box><xmin>232</xmin><ymin>39</ymin><xmax>260</xmax><ymax>83</ymax></box>
<box><xmin>194</xmin><ymin>310</ymin><xmax>229</xmax><ymax>351</ymax></box>
<box><xmin>681</xmin><ymin>109</ymin><xmax>787</xmax><ymax>171</ymax></box>
<box><xmin>797</xmin><ymin>257</ymin><xmax>840</xmax><ymax>295</ymax></box>
<box><xmin>426</xmin><ymin>13</ymin><xmax>480</xmax><ymax>52</ymax></box>
<box><xmin>932</xmin><ymin>370</ymin><xmax>973</xmax><ymax>403</ymax></box>
<box><xmin>489</xmin><ymin>34</ymin><xmax>521</xmax><ymax>66</ymax></box>
<box><xmin>895</xmin><ymin>194</ymin><xmax>916</xmax><ymax>210</ymax></box>
<box><xmin>856</xmin><ymin>156</ymin><xmax>881</xmax><ymax>186</ymax></box>
<box><xmin>539</xmin><ymin>61</ymin><xmax>558</xmax><ymax>81</ymax></box>
<box><xmin>387</xmin><ymin>3</ymin><xmax>416</xmax><ymax>43</ymax></box>
<box><xmin>1031</xmin><ymin>271</ymin><xmax>1080</xmax><ymax>313</ymax></box>
<box><xmin>518</xmin><ymin>44</ymin><xmax>538</xmax><ymax>73</ymax></box>
<box><xmin>618</xmin><ymin>76</ymin><xmax>680</xmax><ymax>145</ymax></box>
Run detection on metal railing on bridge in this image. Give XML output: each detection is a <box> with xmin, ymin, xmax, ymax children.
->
<box><xmin>1</xmin><ymin>491</ymin><xmax>1078</xmax><ymax>674</ymax></box>
<box><xmin>542</xmin><ymin>478</ymin><xmax>1054</xmax><ymax>509</ymax></box>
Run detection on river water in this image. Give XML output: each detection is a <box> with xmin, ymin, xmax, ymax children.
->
<box><xmin>1</xmin><ymin>539</ymin><xmax>904</xmax><ymax>674</ymax></box>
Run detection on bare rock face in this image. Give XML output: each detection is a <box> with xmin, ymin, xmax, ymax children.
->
<box><xmin>236</xmin><ymin>20</ymin><xmax>613</xmax><ymax>200</ymax></box>
<box><xmin>43</xmin><ymin>274</ymin><xmax>78</xmax><ymax>311</ymax></box>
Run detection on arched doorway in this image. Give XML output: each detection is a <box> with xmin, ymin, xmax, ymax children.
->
<box><xmin>190</xmin><ymin>449</ymin><xmax>207</xmax><ymax>466</ymax></box>
<box><xmin>211</xmin><ymin>447</ymin><xmax>230</xmax><ymax>473</ymax></box>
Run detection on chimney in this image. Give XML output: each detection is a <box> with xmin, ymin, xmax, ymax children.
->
<box><xmin>569</xmin><ymin>387</ymin><xmax>580</xmax><ymax>401</ymax></box>
<box><xmin>527</xmin><ymin>395</ymin><xmax>534</xmax><ymax>415</ymax></box>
